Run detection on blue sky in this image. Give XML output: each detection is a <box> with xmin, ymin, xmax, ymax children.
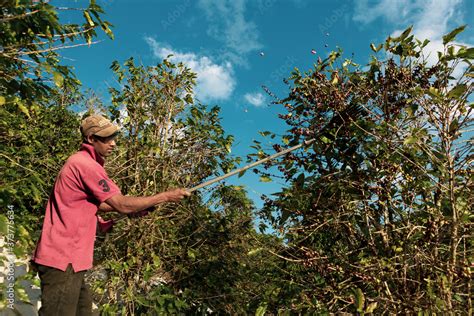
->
<box><xmin>59</xmin><ymin>0</ymin><xmax>473</xmax><ymax>207</ymax></box>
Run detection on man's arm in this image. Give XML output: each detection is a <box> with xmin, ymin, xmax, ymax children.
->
<box><xmin>98</xmin><ymin>202</ymin><xmax>155</xmax><ymax>215</ymax></box>
<box><xmin>103</xmin><ymin>188</ymin><xmax>190</xmax><ymax>214</ymax></box>
<box><xmin>98</xmin><ymin>202</ymin><xmax>115</xmax><ymax>212</ymax></box>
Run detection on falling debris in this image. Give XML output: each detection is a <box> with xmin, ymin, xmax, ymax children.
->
<box><xmin>331</xmin><ymin>71</ymin><xmax>339</xmax><ymax>85</ymax></box>
<box><xmin>325</xmin><ymin>44</ymin><xmax>328</xmax><ymax>48</ymax></box>
<box><xmin>244</xmin><ymin>108</ymin><xmax>248</xmax><ymax>113</ymax></box>
<box><xmin>259</xmin><ymin>52</ymin><xmax>265</xmax><ymax>57</ymax></box>
<box><xmin>311</xmin><ymin>49</ymin><xmax>316</xmax><ymax>54</ymax></box>
<box><xmin>326</xmin><ymin>32</ymin><xmax>330</xmax><ymax>36</ymax></box>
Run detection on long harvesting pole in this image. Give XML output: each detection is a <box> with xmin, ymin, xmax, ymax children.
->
<box><xmin>188</xmin><ymin>103</ymin><xmax>365</xmax><ymax>192</ymax></box>
<box><xmin>113</xmin><ymin>105</ymin><xmax>364</xmax><ymax>222</ymax></box>
<box><xmin>113</xmin><ymin>138</ymin><xmax>315</xmax><ymax>223</ymax></box>
<box><xmin>187</xmin><ymin>138</ymin><xmax>316</xmax><ymax>193</ymax></box>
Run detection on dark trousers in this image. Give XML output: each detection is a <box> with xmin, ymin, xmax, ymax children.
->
<box><xmin>36</xmin><ymin>263</ymin><xmax>92</xmax><ymax>316</ymax></box>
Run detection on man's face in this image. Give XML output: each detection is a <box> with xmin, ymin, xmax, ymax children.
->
<box><xmin>87</xmin><ymin>134</ymin><xmax>117</xmax><ymax>157</ymax></box>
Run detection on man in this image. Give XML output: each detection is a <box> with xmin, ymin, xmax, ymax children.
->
<box><xmin>32</xmin><ymin>114</ymin><xmax>190</xmax><ymax>315</ymax></box>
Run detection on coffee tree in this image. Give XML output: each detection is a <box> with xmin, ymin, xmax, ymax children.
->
<box><xmin>91</xmin><ymin>58</ymin><xmax>271</xmax><ymax>314</ymax></box>
<box><xmin>2</xmin><ymin>2</ymin><xmax>472</xmax><ymax>313</ymax></box>
<box><xmin>0</xmin><ymin>2</ymin><xmax>275</xmax><ymax>312</ymax></box>
<box><xmin>0</xmin><ymin>1</ymin><xmax>112</xmax><ymax>310</ymax></box>
<box><xmin>253</xmin><ymin>26</ymin><xmax>472</xmax><ymax>313</ymax></box>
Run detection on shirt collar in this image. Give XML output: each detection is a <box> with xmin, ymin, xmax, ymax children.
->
<box><xmin>80</xmin><ymin>143</ymin><xmax>105</xmax><ymax>166</ymax></box>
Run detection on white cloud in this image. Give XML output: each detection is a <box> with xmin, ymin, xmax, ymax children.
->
<box><xmin>353</xmin><ymin>0</ymin><xmax>464</xmax><ymax>38</ymax></box>
<box><xmin>244</xmin><ymin>92</ymin><xmax>266</xmax><ymax>107</ymax></box>
<box><xmin>354</xmin><ymin>0</ymin><xmax>472</xmax><ymax>120</ymax></box>
<box><xmin>353</xmin><ymin>0</ymin><xmax>423</xmax><ymax>25</ymax></box>
<box><xmin>353</xmin><ymin>0</ymin><xmax>470</xmax><ymax>76</ymax></box>
<box><xmin>198</xmin><ymin>0</ymin><xmax>263</xmax><ymax>65</ymax></box>
<box><xmin>145</xmin><ymin>37</ymin><xmax>235</xmax><ymax>102</ymax></box>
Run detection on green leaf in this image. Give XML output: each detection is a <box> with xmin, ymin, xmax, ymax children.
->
<box><xmin>393</xmin><ymin>26</ymin><xmax>413</xmax><ymax>42</ymax></box>
<box><xmin>428</xmin><ymin>87</ymin><xmax>439</xmax><ymax>97</ymax></box>
<box><xmin>320</xmin><ymin>136</ymin><xmax>331</xmax><ymax>144</ymax></box>
<box><xmin>83</xmin><ymin>10</ymin><xmax>95</xmax><ymax>26</ymax></box>
<box><xmin>457</xmin><ymin>47</ymin><xmax>474</xmax><ymax>59</ymax></box>
<box><xmin>0</xmin><ymin>215</ymin><xmax>7</xmax><ymax>235</ymax></box>
<box><xmin>400</xmin><ymin>26</ymin><xmax>413</xmax><ymax>40</ymax></box>
<box><xmin>255</xmin><ymin>303</ymin><xmax>267</xmax><ymax>316</ymax></box>
<box><xmin>406</xmin><ymin>103</ymin><xmax>418</xmax><ymax>116</ymax></box>
<box><xmin>352</xmin><ymin>287</ymin><xmax>365</xmax><ymax>312</ymax></box>
<box><xmin>238</xmin><ymin>169</ymin><xmax>247</xmax><ymax>178</ymax></box>
<box><xmin>100</xmin><ymin>22</ymin><xmax>114</xmax><ymax>40</ymax></box>
<box><xmin>53</xmin><ymin>72</ymin><xmax>64</xmax><ymax>87</ymax></box>
<box><xmin>447</xmin><ymin>84</ymin><xmax>467</xmax><ymax>99</ymax></box>
<box><xmin>247</xmin><ymin>248</ymin><xmax>263</xmax><ymax>256</ymax></box>
<box><xmin>187</xmin><ymin>249</ymin><xmax>196</xmax><ymax>260</ymax></box>
<box><xmin>370</xmin><ymin>43</ymin><xmax>382</xmax><ymax>53</ymax></box>
<box><xmin>442</xmin><ymin>25</ymin><xmax>466</xmax><ymax>45</ymax></box>
<box><xmin>110</xmin><ymin>60</ymin><xmax>120</xmax><ymax>71</ymax></box>
<box><xmin>17</xmin><ymin>101</ymin><xmax>31</xmax><ymax>118</ymax></box>
<box><xmin>448</xmin><ymin>119</ymin><xmax>459</xmax><ymax>134</ymax></box>
<box><xmin>366</xmin><ymin>302</ymin><xmax>378</xmax><ymax>313</ymax></box>
<box><xmin>296</xmin><ymin>173</ymin><xmax>305</xmax><ymax>187</ymax></box>
<box><xmin>184</xmin><ymin>94</ymin><xmax>193</xmax><ymax>104</ymax></box>
<box><xmin>279</xmin><ymin>209</ymin><xmax>290</xmax><ymax>225</ymax></box>
<box><xmin>260</xmin><ymin>176</ymin><xmax>272</xmax><ymax>183</ymax></box>
<box><xmin>15</xmin><ymin>287</ymin><xmax>30</xmax><ymax>303</ymax></box>
<box><xmin>85</xmin><ymin>32</ymin><xmax>92</xmax><ymax>45</ymax></box>
<box><xmin>0</xmin><ymin>96</ymin><xmax>5</xmax><ymax>105</ymax></box>
<box><xmin>259</xmin><ymin>131</ymin><xmax>272</xmax><ymax>137</ymax></box>
<box><xmin>404</xmin><ymin>136</ymin><xmax>418</xmax><ymax>145</ymax></box>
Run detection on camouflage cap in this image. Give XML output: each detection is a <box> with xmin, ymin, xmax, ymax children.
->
<box><xmin>80</xmin><ymin>114</ymin><xmax>119</xmax><ymax>138</ymax></box>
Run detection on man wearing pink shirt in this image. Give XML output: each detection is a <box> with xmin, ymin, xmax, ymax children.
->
<box><xmin>32</xmin><ymin>114</ymin><xmax>190</xmax><ymax>315</ymax></box>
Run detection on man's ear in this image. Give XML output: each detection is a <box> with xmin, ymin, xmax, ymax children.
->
<box><xmin>86</xmin><ymin>134</ymin><xmax>95</xmax><ymax>144</ymax></box>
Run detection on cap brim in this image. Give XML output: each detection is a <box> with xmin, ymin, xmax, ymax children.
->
<box><xmin>95</xmin><ymin>125</ymin><xmax>119</xmax><ymax>137</ymax></box>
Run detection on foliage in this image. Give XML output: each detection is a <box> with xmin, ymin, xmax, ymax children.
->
<box><xmin>1</xmin><ymin>0</ymin><xmax>113</xmax><ymax>112</ymax></box>
<box><xmin>0</xmin><ymin>0</ymin><xmax>112</xmax><ymax>310</ymax></box>
<box><xmin>1</xmin><ymin>0</ymin><xmax>113</xmax><ymax>228</ymax></box>
<box><xmin>254</xmin><ymin>26</ymin><xmax>473</xmax><ymax>314</ymax></box>
<box><xmin>2</xmin><ymin>2</ymin><xmax>472</xmax><ymax>314</ymax></box>
<box><xmin>90</xmin><ymin>58</ymin><xmax>272</xmax><ymax>314</ymax></box>
<box><xmin>1</xmin><ymin>3</ymin><xmax>272</xmax><ymax>313</ymax></box>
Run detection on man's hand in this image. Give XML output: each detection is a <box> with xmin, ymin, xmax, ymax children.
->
<box><xmin>97</xmin><ymin>215</ymin><xmax>114</xmax><ymax>233</ymax></box>
<box><xmin>126</xmin><ymin>189</ymin><xmax>189</xmax><ymax>218</ymax></box>
<box><xmin>128</xmin><ymin>206</ymin><xmax>154</xmax><ymax>218</ymax></box>
<box><xmin>164</xmin><ymin>188</ymin><xmax>191</xmax><ymax>202</ymax></box>
<box><xmin>105</xmin><ymin>188</ymin><xmax>191</xmax><ymax>214</ymax></box>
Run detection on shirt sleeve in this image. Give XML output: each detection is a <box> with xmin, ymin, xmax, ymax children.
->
<box><xmin>80</xmin><ymin>162</ymin><xmax>121</xmax><ymax>203</ymax></box>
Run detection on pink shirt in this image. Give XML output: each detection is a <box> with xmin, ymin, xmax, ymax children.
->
<box><xmin>33</xmin><ymin>143</ymin><xmax>120</xmax><ymax>271</ymax></box>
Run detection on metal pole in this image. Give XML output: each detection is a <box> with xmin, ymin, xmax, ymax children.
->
<box><xmin>112</xmin><ymin>104</ymin><xmax>364</xmax><ymax>222</ymax></box>
<box><xmin>113</xmin><ymin>138</ymin><xmax>315</xmax><ymax>223</ymax></box>
<box><xmin>188</xmin><ymin>138</ymin><xmax>315</xmax><ymax>192</ymax></box>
